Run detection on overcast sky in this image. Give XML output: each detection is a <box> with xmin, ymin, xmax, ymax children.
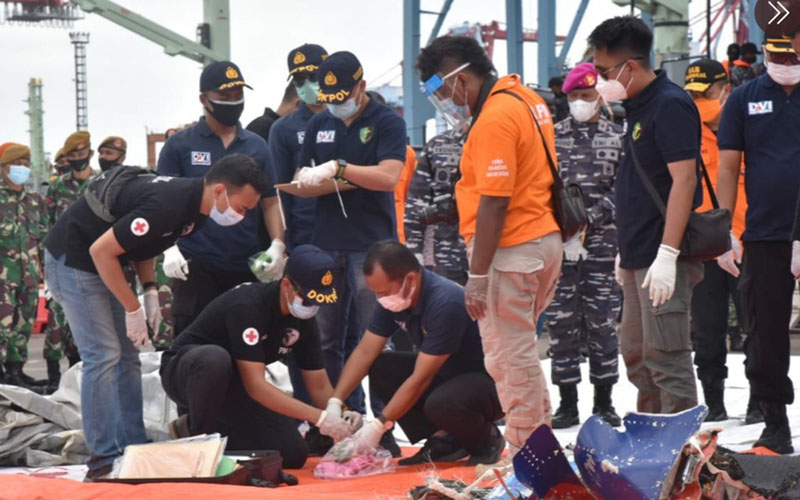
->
<box><xmin>0</xmin><ymin>0</ymin><xmax>725</xmax><ymax>165</ymax></box>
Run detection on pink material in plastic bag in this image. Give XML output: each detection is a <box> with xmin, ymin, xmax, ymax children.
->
<box><xmin>313</xmin><ymin>437</ymin><xmax>395</xmax><ymax>480</ymax></box>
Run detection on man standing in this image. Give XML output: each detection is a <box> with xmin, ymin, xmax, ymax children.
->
<box><xmin>590</xmin><ymin>16</ymin><xmax>703</xmax><ymax>414</ymax></box>
<box><xmin>157</xmin><ymin>61</ymin><xmax>285</xmax><ymax>334</ymax></box>
<box><xmin>417</xmin><ymin>36</ymin><xmax>562</xmax><ymax>464</ymax></box>
<box><xmin>547</xmin><ymin>63</ymin><xmax>624</xmax><ymax>429</ymax></box>
<box><xmin>0</xmin><ymin>144</ymin><xmax>49</xmax><ymax>392</ymax></box>
<box><xmin>246</xmin><ymin>82</ymin><xmax>299</xmax><ymax>144</ymax></box>
<box><xmin>717</xmin><ymin>34</ymin><xmax>800</xmax><ymax>454</ymax></box>
<box><xmin>43</xmin><ymin>131</ymin><xmax>95</xmax><ymax>388</ymax></box>
<box><xmin>331</xmin><ymin>241</ymin><xmax>504</xmax><ymax>466</ymax></box>
<box><xmin>295</xmin><ymin>51</ymin><xmax>407</xmax><ymax>437</ymax></box>
<box><xmin>96</xmin><ymin>136</ymin><xmax>127</xmax><ymax>172</ymax></box>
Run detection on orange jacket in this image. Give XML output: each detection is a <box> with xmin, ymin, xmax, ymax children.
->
<box><xmin>394</xmin><ymin>145</ymin><xmax>417</xmax><ymax>243</ymax></box>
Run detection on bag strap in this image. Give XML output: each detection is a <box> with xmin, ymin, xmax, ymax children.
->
<box><xmin>497</xmin><ymin>89</ymin><xmax>564</xmax><ymax>190</ymax></box>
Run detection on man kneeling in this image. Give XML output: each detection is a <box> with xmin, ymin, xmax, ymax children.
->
<box><xmin>328</xmin><ymin>241</ymin><xmax>505</xmax><ymax>465</ymax></box>
<box><xmin>160</xmin><ymin>245</ymin><xmax>358</xmax><ymax>468</ymax></box>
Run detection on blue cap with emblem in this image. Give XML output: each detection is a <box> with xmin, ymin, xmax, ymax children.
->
<box><xmin>317</xmin><ymin>51</ymin><xmax>363</xmax><ymax>104</ymax></box>
<box><xmin>200</xmin><ymin>61</ymin><xmax>253</xmax><ymax>92</ymax></box>
<box><xmin>285</xmin><ymin>245</ymin><xmax>338</xmax><ymax>305</ymax></box>
<box><xmin>287</xmin><ymin>43</ymin><xmax>329</xmax><ymax>80</ymax></box>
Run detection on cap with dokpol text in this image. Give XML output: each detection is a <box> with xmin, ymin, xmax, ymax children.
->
<box><xmin>562</xmin><ymin>63</ymin><xmax>599</xmax><ymax>94</ymax></box>
<box><xmin>287</xmin><ymin>43</ymin><xmax>328</xmax><ymax>79</ymax></box>
<box><xmin>200</xmin><ymin>61</ymin><xmax>253</xmax><ymax>92</ymax></box>
<box><xmin>317</xmin><ymin>51</ymin><xmax>363</xmax><ymax>104</ymax></box>
<box><xmin>684</xmin><ymin>59</ymin><xmax>728</xmax><ymax>92</ymax></box>
<box><xmin>285</xmin><ymin>245</ymin><xmax>338</xmax><ymax>305</ymax></box>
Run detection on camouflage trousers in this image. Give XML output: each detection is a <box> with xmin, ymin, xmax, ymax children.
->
<box><xmin>546</xmin><ymin>252</ymin><xmax>620</xmax><ymax>386</ymax></box>
<box><xmin>44</xmin><ymin>299</ymin><xmax>79</xmax><ymax>362</ymax></box>
<box><xmin>151</xmin><ymin>255</ymin><xmax>174</xmax><ymax>351</ymax></box>
<box><xmin>0</xmin><ymin>279</ymin><xmax>38</xmax><ymax>364</ymax></box>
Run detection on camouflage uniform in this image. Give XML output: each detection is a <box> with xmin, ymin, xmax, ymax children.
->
<box><xmin>0</xmin><ymin>183</ymin><xmax>48</xmax><ymax>364</ymax></box>
<box><xmin>546</xmin><ymin>115</ymin><xmax>624</xmax><ymax>386</ymax></box>
<box><xmin>404</xmin><ymin>130</ymin><xmax>468</xmax><ymax>285</ymax></box>
<box><xmin>151</xmin><ymin>254</ymin><xmax>174</xmax><ymax>350</ymax></box>
<box><xmin>43</xmin><ymin>172</ymin><xmax>88</xmax><ymax>362</ymax></box>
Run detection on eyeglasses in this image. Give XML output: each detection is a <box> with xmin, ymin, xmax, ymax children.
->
<box><xmin>288</xmin><ymin>279</ymin><xmax>314</xmax><ymax>306</ymax></box>
<box><xmin>766</xmin><ymin>51</ymin><xmax>800</xmax><ymax>65</ymax></box>
<box><xmin>292</xmin><ymin>73</ymin><xmax>318</xmax><ymax>86</ymax></box>
<box><xmin>595</xmin><ymin>57</ymin><xmax>644</xmax><ymax>78</ymax></box>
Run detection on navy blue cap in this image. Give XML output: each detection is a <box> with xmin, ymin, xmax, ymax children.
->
<box><xmin>317</xmin><ymin>51</ymin><xmax>363</xmax><ymax>104</ymax></box>
<box><xmin>200</xmin><ymin>61</ymin><xmax>253</xmax><ymax>92</ymax></box>
<box><xmin>287</xmin><ymin>43</ymin><xmax>328</xmax><ymax>80</ymax></box>
<box><xmin>285</xmin><ymin>245</ymin><xmax>338</xmax><ymax>305</ymax></box>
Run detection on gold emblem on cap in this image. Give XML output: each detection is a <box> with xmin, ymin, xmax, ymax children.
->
<box><xmin>324</xmin><ymin>71</ymin><xmax>338</xmax><ymax>86</ymax></box>
<box><xmin>225</xmin><ymin>66</ymin><xmax>239</xmax><ymax>79</ymax></box>
<box><xmin>293</xmin><ymin>52</ymin><xmax>306</xmax><ymax>65</ymax></box>
<box><xmin>586</xmin><ymin>74</ymin><xmax>596</xmax><ymax>86</ymax></box>
<box><xmin>321</xmin><ymin>270</ymin><xmax>333</xmax><ymax>286</ymax></box>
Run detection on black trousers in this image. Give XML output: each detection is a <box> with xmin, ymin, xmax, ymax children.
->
<box><xmin>160</xmin><ymin>344</ymin><xmax>308</xmax><ymax>469</ymax></box>
<box><xmin>171</xmin><ymin>258</ymin><xmax>257</xmax><ymax>335</ymax></box>
<box><xmin>739</xmin><ymin>242</ymin><xmax>795</xmax><ymax>405</ymax></box>
<box><xmin>369</xmin><ymin>351</ymin><xmax>503</xmax><ymax>454</ymax></box>
<box><xmin>691</xmin><ymin>261</ymin><xmax>742</xmax><ymax>382</ymax></box>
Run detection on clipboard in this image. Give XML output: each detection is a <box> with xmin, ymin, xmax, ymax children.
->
<box><xmin>275</xmin><ymin>179</ymin><xmax>357</xmax><ymax>198</ymax></box>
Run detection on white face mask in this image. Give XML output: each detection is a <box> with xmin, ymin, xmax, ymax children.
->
<box><xmin>766</xmin><ymin>60</ymin><xmax>800</xmax><ymax>86</ymax></box>
<box><xmin>209</xmin><ymin>189</ymin><xmax>245</xmax><ymax>227</ymax></box>
<box><xmin>569</xmin><ymin>98</ymin><xmax>600</xmax><ymax>122</ymax></box>
<box><xmin>377</xmin><ymin>276</ymin><xmax>415</xmax><ymax>313</ymax></box>
<box><xmin>596</xmin><ymin>62</ymin><xmax>633</xmax><ymax>102</ymax></box>
<box><xmin>285</xmin><ymin>288</ymin><xmax>319</xmax><ymax>319</ymax></box>
<box><xmin>328</xmin><ymin>95</ymin><xmax>360</xmax><ymax>120</ymax></box>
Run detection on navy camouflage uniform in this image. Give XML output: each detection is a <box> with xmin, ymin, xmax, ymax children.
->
<box><xmin>546</xmin><ymin>115</ymin><xmax>624</xmax><ymax>386</ymax></box>
<box><xmin>404</xmin><ymin>129</ymin><xmax>468</xmax><ymax>285</ymax></box>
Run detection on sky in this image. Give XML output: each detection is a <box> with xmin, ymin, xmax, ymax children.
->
<box><xmin>0</xmin><ymin>0</ymin><xmax>731</xmax><ymax>166</ymax></box>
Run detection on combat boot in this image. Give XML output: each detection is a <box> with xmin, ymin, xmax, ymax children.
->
<box><xmin>745</xmin><ymin>392</ymin><xmax>764</xmax><ymax>425</ymax></box>
<box><xmin>46</xmin><ymin>359</ymin><xmax>61</xmax><ymax>394</ymax></box>
<box><xmin>700</xmin><ymin>378</ymin><xmax>728</xmax><ymax>422</ymax></box>
<box><xmin>3</xmin><ymin>362</ymin><xmax>48</xmax><ymax>394</ymax></box>
<box><xmin>592</xmin><ymin>384</ymin><xmax>622</xmax><ymax>427</ymax></box>
<box><xmin>552</xmin><ymin>384</ymin><xmax>579</xmax><ymax>429</ymax></box>
<box><xmin>753</xmin><ymin>401</ymin><xmax>794</xmax><ymax>455</ymax></box>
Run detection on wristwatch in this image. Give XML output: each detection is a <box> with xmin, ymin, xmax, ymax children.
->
<box><xmin>335</xmin><ymin>159</ymin><xmax>347</xmax><ymax>180</ymax></box>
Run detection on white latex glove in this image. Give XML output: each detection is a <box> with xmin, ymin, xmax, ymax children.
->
<box><xmin>325</xmin><ymin>397</ymin><xmax>344</xmax><ymax>419</ymax></box>
<box><xmin>352</xmin><ymin>419</ymin><xmax>385</xmax><ymax>453</ymax></box>
<box><xmin>614</xmin><ymin>253</ymin><xmax>624</xmax><ymax>287</ymax></box>
<box><xmin>163</xmin><ymin>245</ymin><xmax>189</xmax><ymax>281</ymax></box>
<box><xmin>641</xmin><ymin>244</ymin><xmax>680</xmax><ymax>308</ymax></box>
<box><xmin>125</xmin><ymin>307</ymin><xmax>150</xmax><ymax>348</ymax></box>
<box><xmin>563</xmin><ymin>236</ymin><xmax>588</xmax><ymax>262</ymax></box>
<box><xmin>717</xmin><ymin>232</ymin><xmax>742</xmax><ymax>278</ymax></box>
<box><xmin>261</xmin><ymin>239</ymin><xmax>286</xmax><ymax>281</ymax></box>
<box><xmin>343</xmin><ymin>411</ymin><xmax>364</xmax><ymax>433</ymax></box>
<box><xmin>318</xmin><ymin>410</ymin><xmax>353</xmax><ymax>442</ymax></box>
<box><xmin>792</xmin><ymin>241</ymin><xmax>800</xmax><ymax>278</ymax></box>
<box><xmin>296</xmin><ymin>160</ymin><xmax>337</xmax><ymax>188</ymax></box>
<box><xmin>143</xmin><ymin>289</ymin><xmax>162</xmax><ymax>333</ymax></box>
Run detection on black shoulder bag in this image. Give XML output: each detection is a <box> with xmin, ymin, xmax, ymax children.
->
<box><xmin>498</xmin><ymin>90</ymin><xmax>588</xmax><ymax>241</ymax></box>
<box><xmin>85</xmin><ymin>165</ymin><xmax>155</xmax><ymax>223</ymax></box>
<box><xmin>627</xmin><ymin>139</ymin><xmax>731</xmax><ymax>261</ymax></box>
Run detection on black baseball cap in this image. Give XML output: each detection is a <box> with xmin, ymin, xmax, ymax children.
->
<box><xmin>684</xmin><ymin>59</ymin><xmax>728</xmax><ymax>92</ymax></box>
<box><xmin>287</xmin><ymin>43</ymin><xmax>328</xmax><ymax>80</ymax></box>
<box><xmin>741</xmin><ymin>42</ymin><xmax>762</xmax><ymax>55</ymax></box>
<box><xmin>317</xmin><ymin>51</ymin><xmax>364</xmax><ymax>104</ymax></box>
<box><xmin>285</xmin><ymin>245</ymin><xmax>338</xmax><ymax>305</ymax></box>
<box><xmin>200</xmin><ymin>61</ymin><xmax>252</xmax><ymax>92</ymax></box>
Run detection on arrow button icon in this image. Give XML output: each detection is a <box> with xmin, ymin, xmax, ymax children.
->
<box><xmin>768</xmin><ymin>0</ymin><xmax>791</xmax><ymax>25</ymax></box>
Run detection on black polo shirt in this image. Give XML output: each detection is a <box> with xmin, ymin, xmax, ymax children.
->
<box><xmin>157</xmin><ymin>117</ymin><xmax>276</xmax><ymax>271</ymax></box>
<box><xmin>298</xmin><ymin>98</ymin><xmax>407</xmax><ymax>252</ymax></box>
<box><xmin>269</xmin><ymin>103</ymin><xmax>317</xmax><ymax>249</ymax></box>
<box><xmin>617</xmin><ymin>71</ymin><xmax>702</xmax><ymax>269</ymax></box>
<box><xmin>717</xmin><ymin>74</ymin><xmax>800</xmax><ymax>242</ymax></box>
<box><xmin>45</xmin><ymin>176</ymin><xmax>205</xmax><ymax>274</ymax></box>
<box><xmin>368</xmin><ymin>270</ymin><xmax>486</xmax><ymax>380</ymax></box>
<box><xmin>166</xmin><ymin>281</ymin><xmax>324</xmax><ymax>369</ymax></box>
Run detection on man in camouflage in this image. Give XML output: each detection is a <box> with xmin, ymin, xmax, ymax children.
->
<box><xmin>0</xmin><ymin>143</ymin><xmax>50</xmax><ymax>393</ymax></box>
<box><xmin>544</xmin><ymin>63</ymin><xmax>624</xmax><ymax>428</ymax></box>
<box><xmin>404</xmin><ymin>129</ymin><xmax>468</xmax><ymax>285</ymax></box>
<box><xmin>43</xmin><ymin>132</ymin><xmax>95</xmax><ymax>387</ymax></box>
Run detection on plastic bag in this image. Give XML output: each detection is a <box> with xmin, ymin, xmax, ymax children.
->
<box><xmin>313</xmin><ymin>436</ymin><xmax>395</xmax><ymax>480</ymax></box>
<box><xmin>249</xmin><ymin>251</ymin><xmax>276</xmax><ymax>283</ymax></box>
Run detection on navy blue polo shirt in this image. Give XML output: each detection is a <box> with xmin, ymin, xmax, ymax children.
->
<box><xmin>617</xmin><ymin>71</ymin><xmax>702</xmax><ymax>269</ymax></box>
<box><xmin>298</xmin><ymin>98</ymin><xmax>407</xmax><ymax>252</ymax></box>
<box><xmin>368</xmin><ymin>269</ymin><xmax>486</xmax><ymax>380</ymax></box>
<box><xmin>717</xmin><ymin>74</ymin><xmax>800</xmax><ymax>242</ymax></box>
<box><xmin>269</xmin><ymin>103</ymin><xmax>317</xmax><ymax>249</ymax></box>
<box><xmin>157</xmin><ymin>117</ymin><xmax>277</xmax><ymax>271</ymax></box>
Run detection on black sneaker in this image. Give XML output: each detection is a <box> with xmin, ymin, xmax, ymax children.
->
<box><xmin>467</xmin><ymin>426</ymin><xmax>506</xmax><ymax>466</ymax></box>
<box><xmin>399</xmin><ymin>435</ymin><xmax>468</xmax><ymax>466</ymax></box>
<box><xmin>380</xmin><ymin>430</ymin><xmax>402</xmax><ymax>458</ymax></box>
<box><xmin>754</xmin><ymin>424</ymin><xmax>794</xmax><ymax>455</ymax></box>
<box><xmin>83</xmin><ymin>463</ymin><xmax>114</xmax><ymax>482</ymax></box>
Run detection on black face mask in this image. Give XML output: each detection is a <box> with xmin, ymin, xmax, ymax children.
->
<box><xmin>98</xmin><ymin>158</ymin><xmax>119</xmax><ymax>171</ymax></box>
<box><xmin>69</xmin><ymin>158</ymin><xmax>90</xmax><ymax>172</ymax></box>
<box><xmin>207</xmin><ymin>98</ymin><xmax>244</xmax><ymax>126</ymax></box>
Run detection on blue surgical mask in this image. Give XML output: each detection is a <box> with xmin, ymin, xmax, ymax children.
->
<box><xmin>286</xmin><ymin>288</ymin><xmax>320</xmax><ymax>319</ymax></box>
<box><xmin>328</xmin><ymin>97</ymin><xmax>360</xmax><ymax>120</ymax></box>
<box><xmin>7</xmin><ymin>165</ymin><xmax>31</xmax><ymax>185</ymax></box>
<box><xmin>296</xmin><ymin>80</ymin><xmax>321</xmax><ymax>105</ymax></box>
<box><xmin>209</xmin><ymin>189</ymin><xmax>245</xmax><ymax>226</ymax></box>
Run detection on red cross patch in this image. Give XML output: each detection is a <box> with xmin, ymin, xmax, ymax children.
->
<box><xmin>130</xmin><ymin>218</ymin><xmax>150</xmax><ymax>237</ymax></box>
<box><xmin>242</xmin><ymin>327</ymin><xmax>259</xmax><ymax>346</ymax></box>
